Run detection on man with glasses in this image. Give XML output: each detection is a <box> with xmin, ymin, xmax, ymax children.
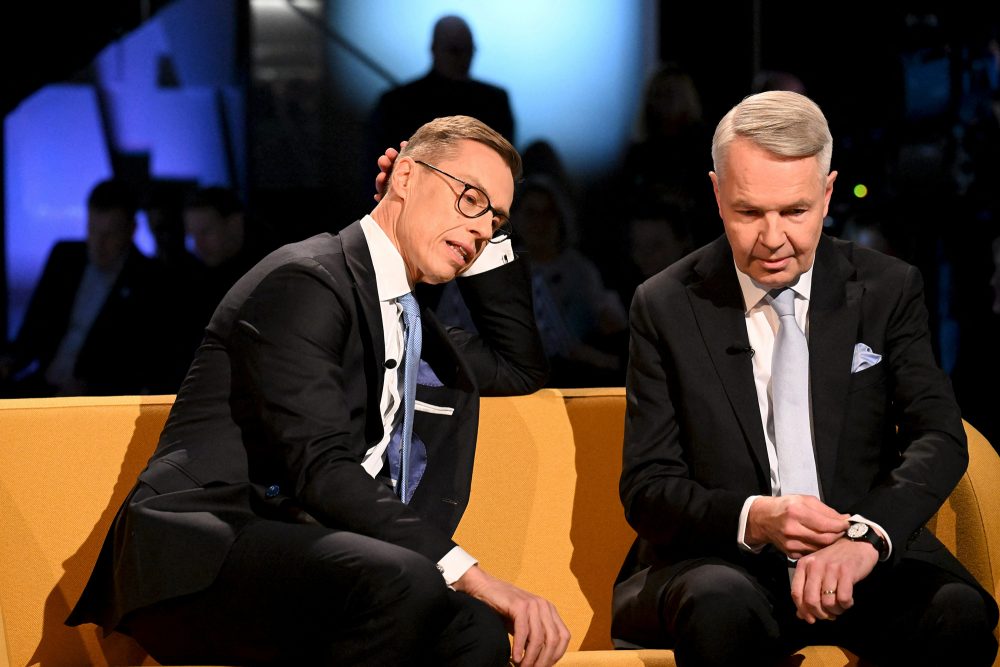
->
<box><xmin>68</xmin><ymin>116</ymin><xmax>569</xmax><ymax>667</ymax></box>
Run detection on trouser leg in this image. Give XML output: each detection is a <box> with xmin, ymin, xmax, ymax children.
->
<box><xmin>123</xmin><ymin>520</ymin><xmax>461</xmax><ymax>665</ymax></box>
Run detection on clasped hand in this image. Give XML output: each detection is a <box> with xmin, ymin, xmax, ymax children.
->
<box><xmin>746</xmin><ymin>495</ymin><xmax>878</xmax><ymax>623</ymax></box>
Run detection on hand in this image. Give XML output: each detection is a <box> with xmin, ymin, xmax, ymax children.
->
<box><xmin>790</xmin><ymin>537</ymin><xmax>879</xmax><ymax>623</ymax></box>
<box><xmin>373</xmin><ymin>141</ymin><xmax>407</xmax><ymax>202</ymax></box>
<box><xmin>745</xmin><ymin>495</ymin><xmax>849</xmax><ymax>559</ymax></box>
<box><xmin>453</xmin><ymin>565</ymin><xmax>570</xmax><ymax>667</ymax></box>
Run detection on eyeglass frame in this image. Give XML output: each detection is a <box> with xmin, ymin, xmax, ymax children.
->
<box><xmin>414</xmin><ymin>160</ymin><xmax>512</xmax><ymax>243</ymax></box>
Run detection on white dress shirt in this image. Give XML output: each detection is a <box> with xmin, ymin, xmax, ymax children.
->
<box><xmin>732</xmin><ymin>264</ymin><xmax>891</xmax><ymax>559</ymax></box>
<box><xmin>359</xmin><ymin>216</ymin><xmax>514</xmax><ymax>583</ymax></box>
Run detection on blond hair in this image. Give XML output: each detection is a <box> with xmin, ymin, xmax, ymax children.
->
<box><xmin>711</xmin><ymin>91</ymin><xmax>832</xmax><ymax>178</ymax></box>
<box><xmin>396</xmin><ymin>115</ymin><xmax>521</xmax><ymax>183</ymax></box>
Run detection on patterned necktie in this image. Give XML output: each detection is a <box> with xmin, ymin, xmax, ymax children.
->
<box><xmin>767</xmin><ymin>288</ymin><xmax>820</xmax><ymax>498</ymax></box>
<box><xmin>397</xmin><ymin>292</ymin><xmax>422</xmax><ymax>503</ymax></box>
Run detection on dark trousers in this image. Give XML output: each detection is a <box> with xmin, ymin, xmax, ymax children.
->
<box><xmin>122</xmin><ymin>520</ymin><xmax>510</xmax><ymax>666</ymax></box>
<box><xmin>612</xmin><ymin>556</ymin><xmax>998</xmax><ymax>667</ymax></box>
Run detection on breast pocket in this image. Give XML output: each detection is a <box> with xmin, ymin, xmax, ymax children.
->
<box><xmin>848</xmin><ymin>363</ymin><xmax>887</xmax><ymax>392</ymax></box>
<box><xmin>415</xmin><ymin>400</ymin><xmax>454</xmax><ymax>416</ymax></box>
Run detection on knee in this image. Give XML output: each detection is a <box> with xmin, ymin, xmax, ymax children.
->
<box><xmin>360</xmin><ymin>547</ymin><xmax>449</xmax><ymax>621</ymax></box>
<box><xmin>671</xmin><ymin>564</ymin><xmax>771</xmax><ymax>625</ymax></box>
<box><xmin>916</xmin><ymin>583</ymin><xmax>997</xmax><ymax>666</ymax></box>
<box><xmin>460</xmin><ymin>599</ymin><xmax>511</xmax><ymax>667</ymax></box>
<box><xmin>667</xmin><ymin>565</ymin><xmax>779</xmax><ymax>666</ymax></box>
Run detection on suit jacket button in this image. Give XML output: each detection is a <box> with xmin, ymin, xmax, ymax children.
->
<box><xmin>385</xmin><ymin>359</ymin><xmax>397</xmax><ymax>369</ymax></box>
<box><xmin>265</xmin><ymin>484</ymin><xmax>280</xmax><ymax>498</ymax></box>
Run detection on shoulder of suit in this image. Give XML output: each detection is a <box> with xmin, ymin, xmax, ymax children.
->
<box><xmin>825</xmin><ymin>234</ymin><xmax>914</xmax><ymax>279</ymax></box>
<box><xmin>637</xmin><ymin>251</ymin><xmax>704</xmax><ymax>300</ymax></box>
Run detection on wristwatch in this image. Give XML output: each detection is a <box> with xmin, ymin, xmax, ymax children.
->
<box><xmin>846</xmin><ymin>521</ymin><xmax>887</xmax><ymax>558</ymax></box>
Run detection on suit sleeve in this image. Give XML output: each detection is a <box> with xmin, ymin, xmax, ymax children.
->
<box><xmin>449</xmin><ymin>255</ymin><xmax>549</xmax><ymax>396</ymax></box>
<box><xmin>619</xmin><ymin>281</ymin><xmax>746</xmax><ymax>557</ymax></box>
<box><xmin>228</xmin><ymin>261</ymin><xmax>457</xmax><ymax>563</ymax></box>
<box><xmin>849</xmin><ymin>265</ymin><xmax>968</xmax><ymax>554</ymax></box>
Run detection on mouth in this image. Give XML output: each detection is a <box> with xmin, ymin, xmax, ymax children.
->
<box><xmin>446</xmin><ymin>240</ymin><xmax>472</xmax><ymax>265</ymax></box>
<box><xmin>757</xmin><ymin>256</ymin><xmax>792</xmax><ymax>271</ymax></box>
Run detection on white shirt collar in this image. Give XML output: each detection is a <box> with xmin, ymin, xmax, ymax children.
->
<box><xmin>360</xmin><ymin>215</ymin><xmax>411</xmax><ymax>302</ymax></box>
<box><xmin>733</xmin><ymin>261</ymin><xmax>814</xmax><ymax>314</ymax></box>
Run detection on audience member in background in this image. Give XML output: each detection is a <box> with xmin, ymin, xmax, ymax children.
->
<box><xmin>370</xmin><ymin>14</ymin><xmax>514</xmax><ymax>158</ymax></box>
<box><xmin>0</xmin><ymin>179</ymin><xmax>168</xmax><ymax>397</ymax></box>
<box><xmin>839</xmin><ymin>214</ymin><xmax>896</xmax><ymax>256</ymax></box>
<box><xmin>143</xmin><ymin>179</ymin><xmax>198</xmax><ymax>272</ymax></box>
<box><xmin>612</xmin><ymin>202</ymin><xmax>694</xmax><ymax>309</ymax></box>
<box><xmin>620</xmin><ymin>63</ymin><xmax>716</xmax><ymax>248</ymax></box>
<box><xmin>183</xmin><ymin>185</ymin><xmax>259</xmax><ymax>321</ymax></box>
<box><xmin>438</xmin><ymin>175</ymin><xmax>626</xmax><ymax>386</ymax></box>
<box><xmin>159</xmin><ymin>186</ymin><xmax>262</xmax><ymax>385</ymax></box>
<box><xmin>520</xmin><ymin>139</ymin><xmax>579</xmax><ymax>208</ymax></box>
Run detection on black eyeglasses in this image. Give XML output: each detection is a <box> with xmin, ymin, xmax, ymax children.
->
<box><xmin>415</xmin><ymin>160</ymin><xmax>512</xmax><ymax>243</ymax></box>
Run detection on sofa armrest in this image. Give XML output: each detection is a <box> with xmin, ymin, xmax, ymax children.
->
<box><xmin>927</xmin><ymin>421</ymin><xmax>1000</xmax><ymax>619</ymax></box>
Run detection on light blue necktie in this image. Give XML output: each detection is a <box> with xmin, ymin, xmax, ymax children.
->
<box><xmin>396</xmin><ymin>292</ymin><xmax>422</xmax><ymax>503</ymax></box>
<box><xmin>767</xmin><ymin>288</ymin><xmax>820</xmax><ymax>499</ymax></box>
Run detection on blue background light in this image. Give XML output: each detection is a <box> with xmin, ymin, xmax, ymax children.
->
<box><xmin>327</xmin><ymin>1</ymin><xmax>657</xmax><ymax>183</ymax></box>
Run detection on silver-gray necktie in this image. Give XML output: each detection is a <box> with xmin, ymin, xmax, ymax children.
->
<box><xmin>767</xmin><ymin>288</ymin><xmax>820</xmax><ymax>498</ymax></box>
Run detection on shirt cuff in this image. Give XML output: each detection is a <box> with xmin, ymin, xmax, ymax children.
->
<box><xmin>438</xmin><ymin>546</ymin><xmax>478</xmax><ymax>585</ymax></box>
<box><xmin>849</xmin><ymin>514</ymin><xmax>893</xmax><ymax>561</ymax></box>
<box><xmin>738</xmin><ymin>495</ymin><xmax>766</xmax><ymax>553</ymax></box>
<box><xmin>461</xmin><ymin>239</ymin><xmax>514</xmax><ymax>276</ymax></box>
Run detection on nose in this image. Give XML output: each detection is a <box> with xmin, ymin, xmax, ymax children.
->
<box><xmin>758</xmin><ymin>212</ymin><xmax>787</xmax><ymax>251</ymax></box>
<box><xmin>467</xmin><ymin>214</ymin><xmax>493</xmax><ymax>241</ymax></box>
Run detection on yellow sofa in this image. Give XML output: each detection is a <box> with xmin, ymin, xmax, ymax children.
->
<box><xmin>0</xmin><ymin>389</ymin><xmax>997</xmax><ymax>666</ymax></box>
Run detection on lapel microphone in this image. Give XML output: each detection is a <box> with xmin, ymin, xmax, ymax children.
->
<box><xmin>726</xmin><ymin>343</ymin><xmax>755</xmax><ymax>357</ymax></box>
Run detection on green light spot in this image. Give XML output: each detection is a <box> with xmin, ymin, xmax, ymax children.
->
<box><xmin>853</xmin><ymin>184</ymin><xmax>868</xmax><ymax>198</ymax></box>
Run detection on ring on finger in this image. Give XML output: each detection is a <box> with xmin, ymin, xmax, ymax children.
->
<box><xmin>822</xmin><ymin>588</ymin><xmax>836</xmax><ymax>595</ymax></box>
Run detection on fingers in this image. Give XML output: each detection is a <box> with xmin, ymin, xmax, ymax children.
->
<box><xmin>510</xmin><ymin>601</ymin><xmax>529</xmax><ymax>665</ymax></box>
<box><xmin>796</xmin><ymin>496</ymin><xmax>851</xmax><ymax>534</ymax></box>
<box><xmin>513</xmin><ymin>598</ymin><xmax>570</xmax><ymax>667</ymax></box>
<box><xmin>748</xmin><ymin>496</ymin><xmax>849</xmax><ymax>556</ymax></box>
<box><xmin>792</xmin><ymin>542</ymin><xmax>865</xmax><ymax>624</ymax></box>
<box><xmin>373</xmin><ymin>145</ymin><xmax>403</xmax><ymax>202</ymax></box>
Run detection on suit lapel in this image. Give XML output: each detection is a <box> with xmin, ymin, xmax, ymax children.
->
<box><xmin>340</xmin><ymin>221</ymin><xmax>387</xmax><ymax>445</ymax></box>
<box><xmin>688</xmin><ymin>238</ymin><xmax>770</xmax><ymax>473</ymax></box>
<box><xmin>808</xmin><ymin>236</ymin><xmax>862</xmax><ymax>497</ymax></box>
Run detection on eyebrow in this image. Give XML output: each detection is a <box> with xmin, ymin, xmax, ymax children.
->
<box><xmin>456</xmin><ymin>171</ymin><xmax>510</xmax><ymax>219</ymax></box>
<box><xmin>731</xmin><ymin>198</ymin><xmax>813</xmax><ymax>210</ymax></box>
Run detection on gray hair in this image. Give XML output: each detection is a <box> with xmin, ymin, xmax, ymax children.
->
<box><xmin>711</xmin><ymin>91</ymin><xmax>832</xmax><ymax>177</ymax></box>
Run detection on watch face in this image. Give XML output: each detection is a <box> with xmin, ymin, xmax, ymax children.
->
<box><xmin>847</xmin><ymin>522</ymin><xmax>869</xmax><ymax>539</ymax></box>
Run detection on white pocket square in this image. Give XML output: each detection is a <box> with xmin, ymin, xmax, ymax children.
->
<box><xmin>851</xmin><ymin>343</ymin><xmax>882</xmax><ymax>373</ymax></box>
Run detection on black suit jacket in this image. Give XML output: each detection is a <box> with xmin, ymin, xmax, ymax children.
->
<box><xmin>68</xmin><ymin>222</ymin><xmax>547</xmax><ymax>630</ymax></box>
<box><xmin>615</xmin><ymin>234</ymin><xmax>994</xmax><ymax>608</ymax></box>
<box><xmin>3</xmin><ymin>241</ymin><xmax>168</xmax><ymax>395</ymax></box>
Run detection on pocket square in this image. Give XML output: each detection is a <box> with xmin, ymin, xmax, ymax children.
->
<box><xmin>851</xmin><ymin>343</ymin><xmax>882</xmax><ymax>373</ymax></box>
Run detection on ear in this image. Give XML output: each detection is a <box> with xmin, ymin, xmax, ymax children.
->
<box><xmin>391</xmin><ymin>157</ymin><xmax>416</xmax><ymax>200</ymax></box>
<box><xmin>709</xmin><ymin>171</ymin><xmax>723</xmax><ymax>217</ymax></box>
<box><xmin>823</xmin><ymin>170</ymin><xmax>838</xmax><ymax>216</ymax></box>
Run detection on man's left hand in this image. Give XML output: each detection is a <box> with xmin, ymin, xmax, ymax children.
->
<box><xmin>453</xmin><ymin>565</ymin><xmax>570</xmax><ymax>667</ymax></box>
<box><xmin>790</xmin><ymin>537</ymin><xmax>880</xmax><ymax>623</ymax></box>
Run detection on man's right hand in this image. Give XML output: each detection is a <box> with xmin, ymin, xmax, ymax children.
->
<box><xmin>453</xmin><ymin>565</ymin><xmax>570</xmax><ymax>667</ymax></box>
<box><xmin>745</xmin><ymin>495</ymin><xmax>850</xmax><ymax>559</ymax></box>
